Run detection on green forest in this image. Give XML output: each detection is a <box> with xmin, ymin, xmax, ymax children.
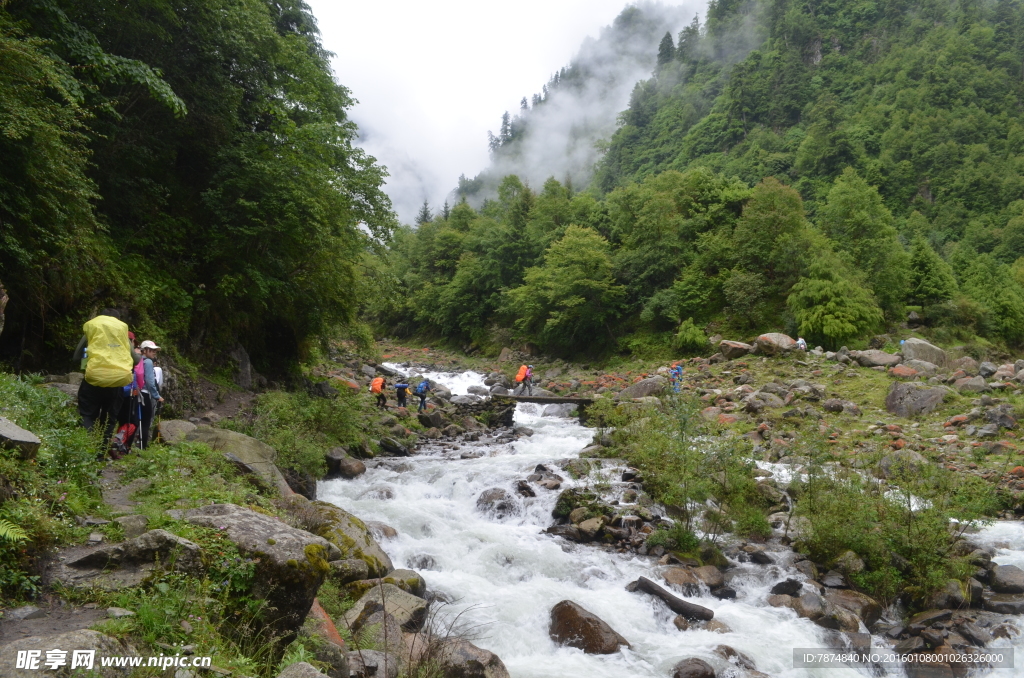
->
<box><xmin>0</xmin><ymin>0</ymin><xmax>394</xmax><ymax>372</ymax></box>
<box><xmin>379</xmin><ymin>0</ymin><xmax>1024</xmax><ymax>358</ymax></box>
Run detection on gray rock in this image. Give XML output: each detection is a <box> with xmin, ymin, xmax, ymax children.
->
<box><xmin>7</xmin><ymin>605</ymin><xmax>46</xmax><ymax>621</ymax></box>
<box><xmin>0</xmin><ymin>630</ymin><xmax>137</xmax><ymax>677</ymax></box>
<box><xmin>184</xmin><ymin>426</ymin><xmax>291</xmax><ymax>495</ymax></box>
<box><xmin>347</xmin><ymin>650</ymin><xmax>398</xmax><ymax>678</ymax></box>
<box><xmin>475</xmin><ymin>488</ymin><xmax>520</xmax><ymax>520</ymax></box>
<box><xmin>379</xmin><ymin>437</ymin><xmax>409</xmax><ymax>456</ymax></box>
<box><xmin>186</xmin><ymin>503</ymin><xmax>340</xmax><ymax>637</ymax></box>
<box><xmin>792</xmin><ymin>592</ymin><xmax>826</xmax><ymax>620</ymax></box>
<box><xmin>0</xmin><ymin>416</ymin><xmax>41</xmax><ymax>459</ymax></box>
<box><xmin>979</xmin><ymin>361</ymin><xmax>998</xmax><ymax>378</ymax></box>
<box><xmin>959</xmin><ymin>621</ymin><xmax>992</xmax><ymax>647</ymax></box>
<box><xmin>43</xmin><ymin>382</ymin><xmax>80</xmax><ymax>400</ymax></box>
<box><xmin>489</xmin><ymin>384</ymin><xmax>510</xmax><ymax>396</ymax></box>
<box><xmin>958</xmin><ymin>376</ymin><xmax>989</xmax><ymax>393</ymax></box>
<box><xmin>348</xmin><ymin>609</ymin><xmax>406</xmax><ymax>655</ymax></box>
<box><xmin>548</xmin><ymin>600</ymin><xmax>630</xmax><ymax>654</ymax></box>
<box><xmin>434</xmin><ymin>638</ymin><xmax>511</xmax><ymax>678</ymax></box>
<box><xmin>277</xmin><ymin>662</ymin><xmax>329</xmax><ymax>678</ymax></box>
<box><xmin>990</xmin><ymin>564</ymin><xmax>1024</xmax><ymax>593</ymax></box>
<box><xmin>467</xmin><ymin>385</ymin><xmax>490</xmax><ymax>396</ymax></box>
<box><xmin>901</xmin><ymin>338</ymin><xmax>947</xmax><ymax>367</ymax></box>
<box><xmin>158</xmin><ymin>420</ymin><xmax>197</xmax><ymax>445</ymax></box>
<box><xmin>618</xmin><ymin>376</ymin><xmax>667</xmax><ymax>400</ymax></box>
<box><xmin>450</xmin><ymin>394</ymin><xmax>482</xmax><ymax>405</ymax></box>
<box><xmin>285</xmin><ymin>497</ymin><xmax>393</xmax><ymax>577</ymax></box>
<box><xmin>325</xmin><ymin>448</ymin><xmax>366</xmax><ymax>479</ymax></box>
<box><xmin>853</xmin><ymin>349</ymin><xmax>902</xmax><ymax>368</ymax></box>
<box><xmin>671</xmin><ymin>657</ymin><xmax>715</xmax><ymax>678</ymax></box>
<box><xmin>328</xmin><ymin>558</ymin><xmax>370</xmax><ymax>585</ymax></box>
<box><xmin>54</xmin><ymin>528</ymin><xmax>203</xmax><ymax>591</ymax></box>
<box><xmin>106</xmin><ymin>607</ymin><xmax>135</xmax><ymax>618</ymax></box>
<box><xmin>113</xmin><ymin>515</ymin><xmax>149</xmax><ymax>539</ymax></box>
<box><xmin>903</xmin><ymin>359</ymin><xmax>939</xmax><ymax>376</ymax></box>
<box><xmin>755</xmin><ymin>333</ymin><xmax>797</xmax><ymax>355</ymax></box>
<box><xmin>342</xmin><ymin>583</ymin><xmax>429</xmax><ymax>632</ymax></box>
<box><xmin>983</xmin><ymin>593</ymin><xmax>1024</xmax><ymax>614</ymax></box>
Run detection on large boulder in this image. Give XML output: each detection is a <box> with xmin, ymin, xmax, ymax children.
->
<box><xmin>280</xmin><ymin>497</ymin><xmax>394</xmax><ymax>577</ymax></box>
<box><xmin>885</xmin><ymin>382</ymin><xmax>946</xmax><ymax>418</ymax></box>
<box><xmin>49</xmin><ymin>529</ymin><xmax>202</xmax><ymax>591</ymax></box>
<box><xmin>901</xmin><ymin>338</ymin><xmax>947</xmax><ymax>367</ymax></box>
<box><xmin>186</xmin><ymin>503</ymin><xmax>340</xmax><ymax>636</ymax></box>
<box><xmin>755</xmin><ymin>333</ymin><xmax>796</xmax><ymax>355</ymax></box>
<box><xmin>345</xmin><ymin>568</ymin><xmax>426</xmax><ymax>598</ymax></box>
<box><xmin>903</xmin><ymin>359</ymin><xmax>939</xmax><ymax>376</ymax></box>
<box><xmin>719</xmin><ymin>340</ymin><xmax>753</xmax><ymax>359</ymax></box>
<box><xmin>0</xmin><ymin>630</ymin><xmax>137</xmax><ymax>677</ymax></box>
<box><xmin>342</xmin><ymin>583</ymin><xmax>429</xmax><ymax>632</ymax></box>
<box><xmin>852</xmin><ymin>350</ymin><xmax>901</xmax><ymax>368</ymax></box>
<box><xmin>0</xmin><ymin>416</ymin><xmax>41</xmax><ymax>459</ymax></box>
<box><xmin>347</xmin><ymin>650</ymin><xmax>399</xmax><ymax>678</ymax></box>
<box><xmin>277</xmin><ymin>663</ymin><xmax>329</xmax><ymax>678</ymax></box>
<box><xmin>476</xmin><ymin>488</ymin><xmax>520</xmax><ymax>520</ymax></box>
<box><xmin>618</xmin><ymin>376</ymin><xmax>667</xmax><ymax>400</ymax></box>
<box><xmin>435</xmin><ymin>638</ymin><xmax>511</xmax><ymax>678</ymax></box>
<box><xmin>325</xmin><ymin>447</ymin><xmax>366</xmax><ymax>479</ymax></box>
<box><xmin>158</xmin><ymin>419</ymin><xmax>196</xmax><ymax>445</ymax></box>
<box><xmin>671</xmin><ymin>658</ymin><xmax>716</xmax><ymax>678</ymax></box>
<box><xmin>956</xmin><ymin>376</ymin><xmax>988</xmax><ymax>393</ymax></box>
<box><xmin>548</xmin><ymin>600</ymin><xmax>629</xmax><ymax>654</ymax></box>
<box><xmin>185</xmin><ymin>426</ymin><xmax>291</xmax><ymax>495</ymax></box>
<box><xmin>824</xmin><ymin>589</ymin><xmax>882</xmax><ymax>627</ymax></box>
<box><xmin>990</xmin><ymin>564</ymin><xmax>1024</xmax><ymax>593</ymax></box>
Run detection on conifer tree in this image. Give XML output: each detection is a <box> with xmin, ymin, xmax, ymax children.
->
<box><xmin>787</xmin><ymin>254</ymin><xmax>884</xmax><ymax>348</ymax></box>
<box><xmin>441</xmin><ymin>200</ymin><xmax>451</xmax><ymax>220</ymax></box>
<box><xmin>657</xmin><ymin>32</ymin><xmax>675</xmax><ymax>66</ymax></box>
<box><xmin>416</xmin><ymin>200</ymin><xmax>432</xmax><ymax>225</ymax></box>
<box><xmin>908</xmin><ymin>235</ymin><xmax>958</xmax><ymax>306</ymax></box>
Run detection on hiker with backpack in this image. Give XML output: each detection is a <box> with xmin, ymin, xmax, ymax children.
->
<box><xmin>395</xmin><ymin>381</ymin><xmax>410</xmax><ymax>409</ymax></box>
<box><xmin>515</xmin><ymin>364</ymin><xmax>534</xmax><ymax>396</ymax></box>
<box><xmin>370</xmin><ymin>376</ymin><xmax>387</xmax><ymax>409</ymax></box>
<box><xmin>415</xmin><ymin>378</ymin><xmax>431</xmax><ymax>412</ymax></box>
<box><xmin>72</xmin><ymin>309</ymin><xmax>140</xmax><ymax>449</ymax></box>
<box><xmin>136</xmin><ymin>340</ymin><xmax>164</xmax><ymax>448</ymax></box>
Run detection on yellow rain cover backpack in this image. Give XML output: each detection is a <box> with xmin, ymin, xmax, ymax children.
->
<box><xmin>83</xmin><ymin>316</ymin><xmax>134</xmax><ymax>387</ymax></box>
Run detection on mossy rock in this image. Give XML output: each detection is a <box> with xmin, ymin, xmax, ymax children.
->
<box><xmin>308</xmin><ymin>500</ymin><xmax>394</xmax><ymax>578</ymax></box>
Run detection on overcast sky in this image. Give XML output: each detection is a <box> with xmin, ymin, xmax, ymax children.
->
<box><xmin>306</xmin><ymin>0</ymin><xmax>689</xmax><ymax>224</ymax></box>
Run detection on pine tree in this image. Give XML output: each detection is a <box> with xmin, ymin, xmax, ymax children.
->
<box><xmin>415</xmin><ymin>200</ymin><xmax>432</xmax><ymax>225</ymax></box>
<box><xmin>440</xmin><ymin>200</ymin><xmax>451</xmax><ymax>220</ymax></box>
<box><xmin>676</xmin><ymin>16</ymin><xmax>700</xmax><ymax>63</ymax></box>
<box><xmin>520</xmin><ymin>96</ymin><xmax>528</xmax><ymax>111</ymax></box>
<box><xmin>787</xmin><ymin>253</ymin><xmax>884</xmax><ymax>348</ymax></box>
<box><xmin>657</xmin><ymin>31</ymin><xmax>675</xmax><ymax>66</ymax></box>
<box><xmin>908</xmin><ymin>235</ymin><xmax>958</xmax><ymax>305</ymax></box>
<box><xmin>499</xmin><ymin>111</ymin><xmax>512</xmax><ymax>145</ymax></box>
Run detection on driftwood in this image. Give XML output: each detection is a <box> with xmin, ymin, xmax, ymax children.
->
<box><xmin>630</xmin><ymin>576</ymin><xmax>714</xmax><ymax>620</ymax></box>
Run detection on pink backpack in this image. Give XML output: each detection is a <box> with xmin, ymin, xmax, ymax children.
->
<box><xmin>134</xmin><ymin>360</ymin><xmax>145</xmax><ymax>390</ymax></box>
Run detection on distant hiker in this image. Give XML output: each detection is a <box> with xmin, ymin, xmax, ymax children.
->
<box><xmin>669</xmin><ymin>362</ymin><xmax>683</xmax><ymax>393</ymax></box>
<box><xmin>515</xmin><ymin>364</ymin><xmax>534</xmax><ymax>396</ymax></box>
<box><xmin>395</xmin><ymin>381</ymin><xmax>410</xmax><ymax>408</ymax></box>
<box><xmin>796</xmin><ymin>337</ymin><xmax>807</xmax><ymax>351</ymax></box>
<box><xmin>370</xmin><ymin>376</ymin><xmax>387</xmax><ymax>409</ymax></box>
<box><xmin>414</xmin><ymin>378</ymin><xmax>432</xmax><ymax>412</ymax></box>
<box><xmin>72</xmin><ymin>309</ymin><xmax>140</xmax><ymax>448</ymax></box>
<box><xmin>136</xmin><ymin>340</ymin><xmax>163</xmax><ymax>449</ymax></box>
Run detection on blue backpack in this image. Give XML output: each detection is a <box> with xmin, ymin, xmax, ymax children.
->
<box><xmin>414</xmin><ymin>380</ymin><xmax>429</xmax><ymax>395</ymax></box>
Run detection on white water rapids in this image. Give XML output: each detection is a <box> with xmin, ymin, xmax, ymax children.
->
<box><xmin>320</xmin><ymin>367</ymin><xmax>1024</xmax><ymax>677</ymax></box>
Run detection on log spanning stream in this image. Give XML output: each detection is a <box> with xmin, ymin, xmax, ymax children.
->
<box><xmin>320</xmin><ymin>367</ymin><xmax>1024</xmax><ymax>678</ymax></box>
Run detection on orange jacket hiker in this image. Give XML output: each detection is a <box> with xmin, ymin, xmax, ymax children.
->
<box><xmin>515</xmin><ymin>365</ymin><xmax>528</xmax><ymax>383</ymax></box>
<box><xmin>370</xmin><ymin>377</ymin><xmax>384</xmax><ymax>394</ymax></box>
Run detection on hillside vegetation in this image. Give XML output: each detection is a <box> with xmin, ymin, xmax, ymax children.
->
<box><xmin>378</xmin><ymin>0</ymin><xmax>1024</xmax><ymax>360</ymax></box>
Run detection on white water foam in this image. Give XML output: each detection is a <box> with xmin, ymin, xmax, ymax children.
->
<box><xmin>382</xmin><ymin>362</ymin><xmax>485</xmax><ymax>397</ymax></box>
<box><xmin>321</xmin><ymin>370</ymin><xmax>1024</xmax><ymax>677</ymax></box>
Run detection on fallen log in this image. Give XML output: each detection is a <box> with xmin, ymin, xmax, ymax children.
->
<box><xmin>630</xmin><ymin>576</ymin><xmax>715</xmax><ymax>621</ymax></box>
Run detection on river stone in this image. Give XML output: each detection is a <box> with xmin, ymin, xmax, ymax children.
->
<box><xmin>876</xmin><ymin>449</ymin><xmax>928</xmax><ymax>480</ymax></box>
<box><xmin>343</xmin><ymin>583</ymin><xmax>429</xmax><ymax>632</ymax></box>
<box><xmin>791</xmin><ymin>592</ymin><xmax>826</xmax><ymax>621</ymax></box>
<box><xmin>671</xmin><ymin>657</ymin><xmax>715</xmax><ymax>678</ymax></box>
<box><xmin>8</xmin><ymin>605</ymin><xmax>46</xmax><ymax>621</ymax></box>
<box><xmin>476</xmin><ymin>488</ymin><xmax>520</xmax><ymax>519</ymax></box>
<box><xmin>347</xmin><ymin>650</ymin><xmax>399</xmax><ymax>678</ymax></box>
<box><xmin>755</xmin><ymin>333</ymin><xmax>796</xmax><ymax>355</ymax></box>
<box><xmin>770</xmin><ymin>579</ymin><xmax>802</xmax><ymax>596</ymax></box>
<box><xmin>158</xmin><ymin>419</ymin><xmax>196</xmax><ymax>445</ymax></box>
<box><xmin>885</xmin><ymin>382</ymin><xmax>946</xmax><ymax>418</ymax></box>
<box><xmin>983</xmin><ymin>593</ymin><xmax>1024</xmax><ymax>614</ymax></box>
<box><xmin>418</xmin><ymin>411</ymin><xmax>445</xmax><ymax>429</ymax></box>
<box><xmin>435</xmin><ymin>638</ymin><xmax>512</xmax><ymax>678</ymax></box>
<box><xmin>713</xmin><ymin>645</ymin><xmax>758</xmax><ymax>671</ymax></box>
<box><xmin>719</xmin><ymin>340</ymin><xmax>752</xmax><ymax>359</ymax></box>
<box><xmin>618</xmin><ymin>376</ymin><xmax>667</xmax><ymax>400</ymax></box>
<box><xmin>286</xmin><ymin>497</ymin><xmax>394</xmax><ymax>577</ymax></box>
<box><xmin>578</xmin><ymin>517</ymin><xmax>605</xmax><ymax>541</ymax></box>
<box><xmin>379</xmin><ymin>437</ymin><xmax>409</xmax><ymax>456</ymax></box>
<box><xmin>186</xmin><ymin>503</ymin><xmax>339</xmax><ymax>637</ymax></box>
<box><xmin>835</xmin><ymin>550</ymin><xmax>864</xmax><ymax>575</ymax></box>
<box><xmin>328</xmin><ymin>558</ymin><xmax>370</xmax><ymax>585</ymax></box>
<box><xmin>957</xmin><ymin>376</ymin><xmax>988</xmax><ymax>393</ymax></box>
<box><xmin>815</xmin><ymin>602</ymin><xmax>861</xmax><ymax>632</ymax></box>
<box><xmin>901</xmin><ymin>338</ymin><xmax>947</xmax><ymax>367</ymax></box>
<box><xmin>824</xmin><ymin>589</ymin><xmax>882</xmax><ymax>627</ymax></box>
<box><xmin>903</xmin><ymin>359</ymin><xmax>939</xmax><ymax>376</ymax></box>
<box><xmin>990</xmin><ymin>564</ymin><xmax>1024</xmax><ymax>593</ymax></box>
<box><xmin>277</xmin><ymin>662</ymin><xmax>329</xmax><ymax>678</ymax></box>
<box><xmin>664</xmin><ymin>567</ymin><xmax>701</xmax><ymax>595</ymax></box>
<box><xmin>345</xmin><ymin>568</ymin><xmax>426</xmax><ymax>599</ymax></box>
<box><xmin>0</xmin><ymin>629</ymin><xmax>138</xmax><ymax>677</ymax></box>
<box><xmin>853</xmin><ymin>349</ymin><xmax>901</xmax><ymax>368</ymax></box>
<box><xmin>0</xmin><ymin>416</ymin><xmax>41</xmax><ymax>459</ymax></box>
<box><xmin>185</xmin><ymin>426</ymin><xmax>291</xmax><ymax>495</ymax></box>
<box><xmin>350</xmin><ymin>609</ymin><xmax>406</xmax><ymax>655</ymax></box>
<box><xmin>549</xmin><ymin>600</ymin><xmax>629</xmax><ymax>654</ymax></box>
<box><xmin>692</xmin><ymin>565</ymin><xmax>724</xmax><ymax>589</ymax></box>
<box><xmin>325</xmin><ymin>447</ymin><xmax>366</xmax><ymax>479</ymax></box>
<box><xmin>959</xmin><ymin>621</ymin><xmax>992</xmax><ymax>647</ymax></box>
<box><xmin>927</xmin><ymin>579</ymin><xmax>966</xmax><ymax>609</ymax></box>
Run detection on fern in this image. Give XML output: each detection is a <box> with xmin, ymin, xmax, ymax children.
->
<box><xmin>0</xmin><ymin>519</ymin><xmax>28</xmax><ymax>543</ymax></box>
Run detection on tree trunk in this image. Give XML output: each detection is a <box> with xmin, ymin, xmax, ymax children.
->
<box><xmin>0</xmin><ymin>279</ymin><xmax>7</xmax><ymax>338</ymax></box>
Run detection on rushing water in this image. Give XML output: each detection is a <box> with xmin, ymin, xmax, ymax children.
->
<box><xmin>320</xmin><ymin>367</ymin><xmax>1024</xmax><ymax>678</ymax></box>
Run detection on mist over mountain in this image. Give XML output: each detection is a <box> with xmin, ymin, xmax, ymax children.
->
<box><xmin>455</xmin><ymin>2</ymin><xmax>700</xmax><ymax>205</ymax></box>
